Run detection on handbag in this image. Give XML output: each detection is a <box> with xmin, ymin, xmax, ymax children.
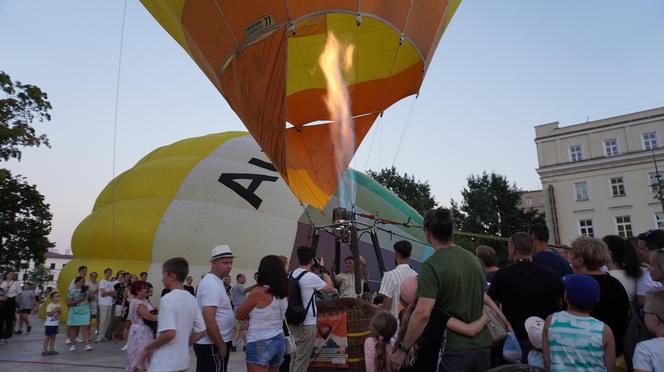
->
<box><xmin>484</xmin><ymin>304</ymin><xmax>508</xmax><ymax>343</ymax></box>
<box><xmin>279</xmin><ymin>299</ymin><xmax>297</xmax><ymax>355</ymax></box>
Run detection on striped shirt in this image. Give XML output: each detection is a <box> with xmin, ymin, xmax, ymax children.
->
<box><xmin>379</xmin><ymin>264</ymin><xmax>418</xmax><ymax>319</ymax></box>
<box><xmin>547</xmin><ymin>311</ymin><xmax>606</xmax><ymax>372</ymax></box>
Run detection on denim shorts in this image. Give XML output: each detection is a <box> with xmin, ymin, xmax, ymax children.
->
<box><xmin>245</xmin><ymin>334</ymin><xmax>285</xmax><ymax>367</ymax></box>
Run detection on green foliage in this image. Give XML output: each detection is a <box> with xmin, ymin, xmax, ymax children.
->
<box><xmin>0</xmin><ymin>169</ymin><xmax>54</xmax><ymax>273</ymax></box>
<box><xmin>452</xmin><ymin>171</ymin><xmax>544</xmax><ymax>243</ymax></box>
<box><xmin>27</xmin><ymin>264</ymin><xmax>52</xmax><ymax>286</ymax></box>
<box><xmin>0</xmin><ymin>71</ymin><xmax>52</xmax><ymax>161</ymax></box>
<box><xmin>366</xmin><ymin>166</ymin><xmax>438</xmax><ymax>216</ymax></box>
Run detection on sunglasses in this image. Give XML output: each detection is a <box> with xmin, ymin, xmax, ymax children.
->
<box><xmin>640</xmin><ymin>308</ymin><xmax>664</xmax><ymax>322</ymax></box>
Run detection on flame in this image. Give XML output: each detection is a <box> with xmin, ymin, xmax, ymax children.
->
<box><xmin>319</xmin><ymin>32</ymin><xmax>355</xmax><ymax>207</ymax></box>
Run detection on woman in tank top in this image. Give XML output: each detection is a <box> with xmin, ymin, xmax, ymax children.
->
<box><xmin>235</xmin><ymin>255</ymin><xmax>289</xmax><ymax>371</ymax></box>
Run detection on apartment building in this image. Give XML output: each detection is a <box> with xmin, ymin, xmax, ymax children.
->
<box><xmin>519</xmin><ymin>190</ymin><xmax>545</xmax><ymax>214</ymax></box>
<box><xmin>535</xmin><ymin>107</ymin><xmax>664</xmax><ymax>245</ymax></box>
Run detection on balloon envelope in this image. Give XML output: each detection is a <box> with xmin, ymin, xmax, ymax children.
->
<box><xmin>140</xmin><ymin>0</ymin><xmax>461</xmax><ymax>209</ymax></box>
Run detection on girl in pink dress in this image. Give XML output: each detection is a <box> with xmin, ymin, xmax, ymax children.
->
<box><xmin>365</xmin><ymin>311</ymin><xmax>398</xmax><ymax>372</ymax></box>
<box><xmin>126</xmin><ymin>281</ymin><xmax>156</xmax><ymax>372</ymax></box>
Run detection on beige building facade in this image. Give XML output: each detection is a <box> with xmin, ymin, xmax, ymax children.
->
<box><xmin>519</xmin><ymin>190</ymin><xmax>545</xmax><ymax>214</ymax></box>
<box><xmin>535</xmin><ymin>107</ymin><xmax>664</xmax><ymax>245</ymax></box>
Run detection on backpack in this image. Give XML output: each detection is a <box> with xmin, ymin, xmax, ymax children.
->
<box><xmin>285</xmin><ymin>270</ymin><xmax>315</xmax><ymax>325</ymax></box>
<box><xmin>623</xmin><ymin>301</ymin><xmax>654</xmax><ymax>370</ymax></box>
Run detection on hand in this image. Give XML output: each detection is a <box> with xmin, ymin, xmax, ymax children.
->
<box><xmin>218</xmin><ymin>343</ymin><xmax>226</xmax><ymax>358</ymax></box>
<box><xmin>390</xmin><ymin>349</ymin><xmax>407</xmax><ymax>370</ymax></box>
<box><xmin>141</xmin><ymin>347</ymin><xmax>154</xmax><ymax>365</ymax></box>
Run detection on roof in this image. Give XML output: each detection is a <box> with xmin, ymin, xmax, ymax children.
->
<box><xmin>45</xmin><ymin>251</ymin><xmax>73</xmax><ymax>259</ymax></box>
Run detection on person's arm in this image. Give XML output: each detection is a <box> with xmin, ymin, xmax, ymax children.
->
<box><xmin>333</xmin><ymin>272</ymin><xmax>343</xmax><ymax>285</ymax></box>
<box><xmin>189</xmin><ymin>330</ymin><xmax>206</xmax><ymax>346</ymax></box>
<box><xmin>66</xmin><ymin>293</ymin><xmax>79</xmax><ymax>306</ymax></box>
<box><xmin>542</xmin><ymin>315</ymin><xmax>552</xmax><ymax>371</ymax></box>
<box><xmin>137</xmin><ymin>303</ymin><xmax>157</xmax><ymax>322</ymax></box>
<box><xmin>142</xmin><ymin>330</ymin><xmax>176</xmax><ymax>365</ymax></box>
<box><xmin>202</xmin><ymin>306</ymin><xmax>226</xmax><ymax>352</ymax></box>
<box><xmin>46</xmin><ymin>305</ymin><xmax>60</xmax><ymax>317</ymax></box>
<box><xmin>603</xmin><ymin>325</ymin><xmax>616</xmax><ymax>372</ymax></box>
<box><xmin>446</xmin><ymin>313</ymin><xmax>488</xmax><ymax>337</ymax></box>
<box><xmin>390</xmin><ymin>297</ymin><xmax>435</xmax><ymax>369</ymax></box>
<box><xmin>381</xmin><ymin>295</ymin><xmax>393</xmax><ymax>310</ymax></box>
<box><xmin>483</xmin><ymin>293</ymin><xmax>513</xmax><ymax>332</ymax></box>
<box><xmin>235</xmin><ymin>288</ymin><xmax>260</xmax><ymax>320</ymax></box>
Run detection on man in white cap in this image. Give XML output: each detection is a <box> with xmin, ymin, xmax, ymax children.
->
<box><xmin>193</xmin><ymin>245</ymin><xmax>235</xmax><ymax>372</ymax></box>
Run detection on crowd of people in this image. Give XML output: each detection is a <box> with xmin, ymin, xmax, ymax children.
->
<box><xmin>1</xmin><ymin>207</ymin><xmax>664</xmax><ymax>372</ymax></box>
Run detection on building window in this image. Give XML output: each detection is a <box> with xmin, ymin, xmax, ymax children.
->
<box><xmin>578</xmin><ymin>219</ymin><xmax>594</xmax><ymax>237</ymax></box>
<box><xmin>527</xmin><ymin>197</ymin><xmax>533</xmax><ymax>205</ymax></box>
<box><xmin>574</xmin><ymin>182</ymin><xmax>589</xmax><ymax>201</ymax></box>
<box><xmin>62</xmin><ymin>263</ymin><xmax>66</xmax><ymax>269</ymax></box>
<box><xmin>655</xmin><ymin>212</ymin><xmax>664</xmax><ymax>229</ymax></box>
<box><xmin>47</xmin><ymin>275</ymin><xmax>54</xmax><ymax>282</ymax></box>
<box><xmin>642</xmin><ymin>132</ymin><xmax>658</xmax><ymax>150</ymax></box>
<box><xmin>649</xmin><ymin>171</ymin><xmax>664</xmax><ymax>192</ymax></box>
<box><xmin>609</xmin><ymin>177</ymin><xmax>625</xmax><ymax>197</ymax></box>
<box><xmin>569</xmin><ymin>145</ymin><xmax>583</xmax><ymax>162</ymax></box>
<box><xmin>49</xmin><ymin>263</ymin><xmax>55</xmax><ymax>270</ymax></box>
<box><xmin>615</xmin><ymin>215</ymin><xmax>633</xmax><ymax>238</ymax></box>
<box><xmin>604</xmin><ymin>139</ymin><xmax>619</xmax><ymax>156</ymax></box>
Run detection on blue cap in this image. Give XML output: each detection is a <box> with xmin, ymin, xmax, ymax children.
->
<box><xmin>562</xmin><ymin>274</ymin><xmax>600</xmax><ymax>310</ymax></box>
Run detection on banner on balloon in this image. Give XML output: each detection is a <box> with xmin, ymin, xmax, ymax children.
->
<box><xmin>310</xmin><ymin>312</ymin><xmax>349</xmax><ymax>368</ymax></box>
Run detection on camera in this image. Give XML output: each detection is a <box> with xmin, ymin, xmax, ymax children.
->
<box><xmin>312</xmin><ymin>257</ymin><xmax>329</xmax><ymax>275</ymax></box>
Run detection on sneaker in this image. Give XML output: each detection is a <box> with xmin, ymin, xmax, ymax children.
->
<box><xmin>69</xmin><ymin>345</ymin><xmax>76</xmax><ymax>352</ymax></box>
<box><xmin>27</xmin><ymin>326</ymin><xmax>32</xmax><ymax>333</ymax></box>
<box><xmin>48</xmin><ymin>350</ymin><xmax>59</xmax><ymax>355</ymax></box>
<box><xmin>120</xmin><ymin>344</ymin><xmax>128</xmax><ymax>351</ymax></box>
<box><xmin>85</xmin><ymin>345</ymin><xmax>93</xmax><ymax>351</ymax></box>
<box><xmin>75</xmin><ymin>337</ymin><xmax>84</xmax><ymax>343</ymax></box>
<box><xmin>94</xmin><ymin>329</ymin><xmax>98</xmax><ymax>335</ymax></box>
<box><xmin>65</xmin><ymin>338</ymin><xmax>71</xmax><ymax>345</ymax></box>
<box><xmin>41</xmin><ymin>351</ymin><xmax>49</xmax><ymax>356</ymax></box>
<box><xmin>14</xmin><ymin>330</ymin><xmax>22</xmax><ymax>335</ymax></box>
<box><xmin>93</xmin><ymin>336</ymin><xmax>105</xmax><ymax>343</ymax></box>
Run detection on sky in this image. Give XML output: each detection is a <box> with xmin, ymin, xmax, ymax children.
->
<box><xmin>2</xmin><ymin>1</ymin><xmax>664</xmax><ymax>253</ymax></box>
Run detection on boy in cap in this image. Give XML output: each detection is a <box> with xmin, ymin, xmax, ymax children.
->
<box><xmin>633</xmin><ymin>288</ymin><xmax>664</xmax><ymax>372</ymax></box>
<box><xmin>543</xmin><ymin>274</ymin><xmax>616</xmax><ymax>372</ymax></box>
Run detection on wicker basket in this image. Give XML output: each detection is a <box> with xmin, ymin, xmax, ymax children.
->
<box><xmin>310</xmin><ymin>298</ymin><xmax>377</xmax><ymax>371</ymax></box>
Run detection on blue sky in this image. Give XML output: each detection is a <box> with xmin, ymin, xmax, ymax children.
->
<box><xmin>2</xmin><ymin>1</ymin><xmax>664</xmax><ymax>252</ymax></box>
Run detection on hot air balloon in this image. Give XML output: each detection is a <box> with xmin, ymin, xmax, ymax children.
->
<box><xmin>140</xmin><ymin>0</ymin><xmax>461</xmax><ymax>210</ymax></box>
<box><xmin>58</xmin><ymin>132</ymin><xmax>430</xmax><ymax>301</ymax></box>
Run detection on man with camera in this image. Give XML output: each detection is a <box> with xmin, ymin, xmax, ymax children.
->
<box><xmin>288</xmin><ymin>246</ymin><xmax>338</xmax><ymax>372</ymax></box>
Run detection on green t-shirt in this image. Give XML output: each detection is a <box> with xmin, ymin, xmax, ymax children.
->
<box><xmin>417</xmin><ymin>244</ymin><xmax>491</xmax><ymax>351</ymax></box>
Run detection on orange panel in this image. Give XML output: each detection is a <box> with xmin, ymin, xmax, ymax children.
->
<box><xmin>404</xmin><ymin>0</ymin><xmax>450</xmax><ymax>60</ymax></box>
<box><xmin>287</xmin><ymin>0</ymin><xmax>356</xmax><ymax>20</ymax></box>
<box><xmin>285</xmin><ymin>113</ymin><xmax>377</xmax><ymax>209</ymax></box>
<box><xmin>181</xmin><ymin>0</ymin><xmax>236</xmax><ymax>73</ymax></box>
<box><xmin>219</xmin><ymin>28</ymin><xmax>288</xmax><ymax>176</ymax></box>
<box><xmin>360</xmin><ymin>0</ymin><xmax>410</xmax><ymax>32</ymax></box>
<box><xmin>214</xmin><ymin>1</ymin><xmax>288</xmax><ymax>45</ymax></box>
<box><xmin>291</xmin><ymin>14</ymin><xmax>327</xmax><ymax>37</ymax></box>
<box><xmin>286</xmin><ymin>61</ymin><xmax>423</xmax><ymax>126</ymax></box>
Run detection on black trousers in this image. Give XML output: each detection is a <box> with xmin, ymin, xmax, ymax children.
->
<box><xmin>0</xmin><ymin>298</ymin><xmax>16</xmax><ymax>339</ymax></box>
<box><xmin>193</xmin><ymin>341</ymin><xmax>232</xmax><ymax>372</ymax></box>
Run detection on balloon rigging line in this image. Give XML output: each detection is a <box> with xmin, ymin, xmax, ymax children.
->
<box><xmin>111</xmin><ymin>0</ymin><xmax>128</xmax><ymax>268</ymax></box>
<box><xmin>362</xmin><ymin>114</ymin><xmax>381</xmax><ymax>171</ymax></box>
<box><xmin>391</xmin><ymin>95</ymin><xmax>418</xmax><ymax>167</ymax></box>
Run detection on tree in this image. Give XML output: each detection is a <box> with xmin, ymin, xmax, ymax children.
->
<box><xmin>27</xmin><ymin>264</ymin><xmax>52</xmax><ymax>287</ymax></box>
<box><xmin>453</xmin><ymin>172</ymin><xmax>544</xmax><ymax>238</ymax></box>
<box><xmin>366</xmin><ymin>166</ymin><xmax>438</xmax><ymax>215</ymax></box>
<box><xmin>0</xmin><ymin>169</ymin><xmax>54</xmax><ymax>273</ymax></box>
<box><xmin>1</xmin><ymin>71</ymin><xmax>52</xmax><ymax>161</ymax></box>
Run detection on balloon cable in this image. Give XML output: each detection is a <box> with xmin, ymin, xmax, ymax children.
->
<box><xmin>111</xmin><ymin>0</ymin><xmax>128</xmax><ymax>269</ymax></box>
<box><xmin>391</xmin><ymin>95</ymin><xmax>418</xmax><ymax>167</ymax></box>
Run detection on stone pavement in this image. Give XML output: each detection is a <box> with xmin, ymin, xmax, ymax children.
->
<box><xmin>0</xmin><ymin>315</ymin><xmax>247</xmax><ymax>371</ymax></box>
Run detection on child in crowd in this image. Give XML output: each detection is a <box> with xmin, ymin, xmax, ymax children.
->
<box><xmin>365</xmin><ymin>311</ymin><xmax>398</xmax><ymax>372</ymax></box>
<box><xmin>633</xmin><ymin>288</ymin><xmax>664</xmax><ymax>372</ymax></box>
<box><xmin>525</xmin><ymin>316</ymin><xmax>545</xmax><ymax>368</ymax></box>
<box><xmin>42</xmin><ymin>292</ymin><xmax>61</xmax><ymax>356</ymax></box>
<box><xmin>395</xmin><ymin>277</ymin><xmax>490</xmax><ymax>371</ymax></box>
<box><xmin>142</xmin><ymin>257</ymin><xmax>206</xmax><ymax>372</ymax></box>
<box><xmin>543</xmin><ymin>274</ymin><xmax>616</xmax><ymax>372</ymax></box>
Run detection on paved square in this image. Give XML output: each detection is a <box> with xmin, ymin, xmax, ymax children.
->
<box><xmin>0</xmin><ymin>315</ymin><xmax>248</xmax><ymax>371</ymax></box>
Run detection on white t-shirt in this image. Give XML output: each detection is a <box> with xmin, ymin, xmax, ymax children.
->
<box><xmin>45</xmin><ymin>303</ymin><xmax>61</xmax><ymax>326</ymax></box>
<box><xmin>0</xmin><ymin>281</ymin><xmax>21</xmax><ymax>298</ymax></box>
<box><xmin>379</xmin><ymin>264</ymin><xmax>418</xmax><ymax>319</ymax></box>
<box><xmin>637</xmin><ymin>267</ymin><xmax>663</xmax><ymax>297</ymax></box>
<box><xmin>291</xmin><ymin>268</ymin><xmax>325</xmax><ymax>326</ymax></box>
<box><xmin>632</xmin><ymin>337</ymin><xmax>664</xmax><ymax>372</ymax></box>
<box><xmin>98</xmin><ymin>279</ymin><xmax>114</xmax><ymax>306</ymax></box>
<box><xmin>195</xmin><ymin>273</ymin><xmax>234</xmax><ymax>344</ymax></box>
<box><xmin>148</xmin><ymin>289</ymin><xmax>205</xmax><ymax>372</ymax></box>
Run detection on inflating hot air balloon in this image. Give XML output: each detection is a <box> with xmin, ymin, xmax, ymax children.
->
<box><xmin>140</xmin><ymin>0</ymin><xmax>461</xmax><ymax>210</ymax></box>
<box><xmin>58</xmin><ymin>132</ymin><xmax>429</xmax><ymax>299</ymax></box>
